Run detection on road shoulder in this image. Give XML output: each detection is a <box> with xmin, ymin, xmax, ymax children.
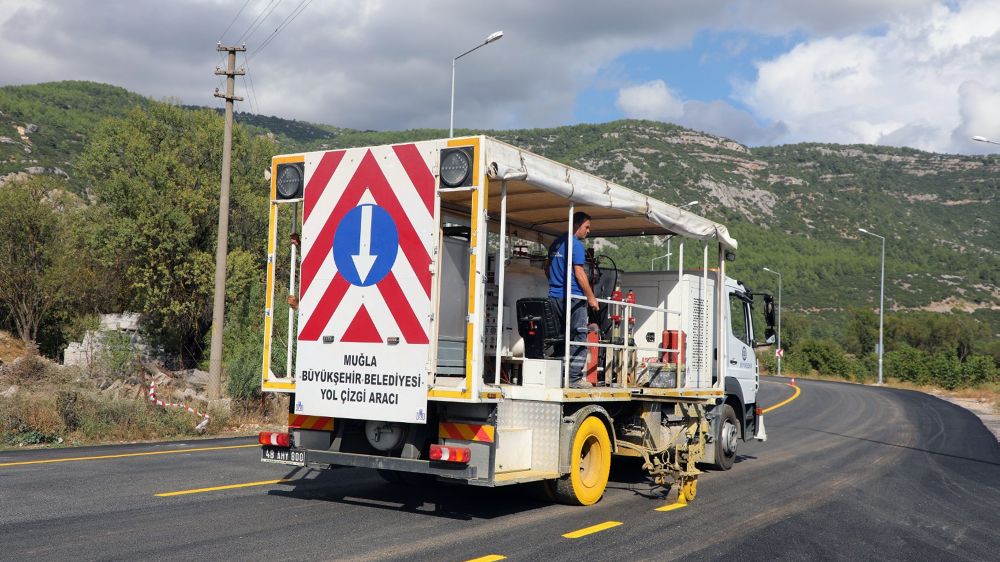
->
<box><xmin>930</xmin><ymin>393</ymin><xmax>1000</xmax><ymax>443</ymax></box>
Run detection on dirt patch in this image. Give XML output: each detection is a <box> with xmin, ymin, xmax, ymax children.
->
<box><xmin>0</xmin><ymin>331</ymin><xmax>28</xmax><ymax>364</ymax></box>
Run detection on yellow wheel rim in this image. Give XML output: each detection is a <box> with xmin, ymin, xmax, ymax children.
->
<box><xmin>570</xmin><ymin>417</ymin><xmax>611</xmax><ymax>505</ymax></box>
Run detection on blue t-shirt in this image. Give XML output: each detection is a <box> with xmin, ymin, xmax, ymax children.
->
<box><xmin>548</xmin><ymin>235</ymin><xmax>586</xmax><ymax>298</ymax></box>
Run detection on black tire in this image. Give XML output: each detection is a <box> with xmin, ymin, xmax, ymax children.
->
<box><xmin>712</xmin><ymin>404</ymin><xmax>739</xmax><ymax>470</ymax></box>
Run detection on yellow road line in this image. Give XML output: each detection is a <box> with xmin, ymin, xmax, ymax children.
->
<box><xmin>763</xmin><ymin>383</ymin><xmax>801</xmax><ymax>414</ymax></box>
<box><xmin>656</xmin><ymin>501</ymin><xmax>688</xmax><ymax>512</ymax></box>
<box><xmin>0</xmin><ymin>444</ymin><xmax>258</xmax><ymax>468</ymax></box>
<box><xmin>465</xmin><ymin>556</ymin><xmax>507</xmax><ymax>562</ymax></box>
<box><xmin>155</xmin><ymin>478</ymin><xmax>290</xmax><ymax>497</ymax></box>
<box><xmin>562</xmin><ymin>521</ymin><xmax>622</xmax><ymax>539</ymax></box>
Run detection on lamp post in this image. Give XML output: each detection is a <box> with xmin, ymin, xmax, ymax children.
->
<box><xmin>651</xmin><ymin>238</ymin><xmax>673</xmax><ymax>270</ymax></box>
<box><xmin>651</xmin><ymin>201</ymin><xmax>699</xmax><ymax>270</ymax></box>
<box><xmin>450</xmin><ymin>30</ymin><xmax>503</xmax><ymax>138</ymax></box>
<box><xmin>972</xmin><ymin>135</ymin><xmax>1000</xmax><ymax>146</ymax></box>
<box><xmin>762</xmin><ymin>267</ymin><xmax>782</xmax><ymax>378</ymax></box>
<box><xmin>858</xmin><ymin>228</ymin><xmax>885</xmax><ymax>386</ymax></box>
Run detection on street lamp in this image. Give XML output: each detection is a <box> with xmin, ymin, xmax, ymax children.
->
<box><xmin>858</xmin><ymin>228</ymin><xmax>885</xmax><ymax>386</ymax></box>
<box><xmin>450</xmin><ymin>30</ymin><xmax>504</xmax><ymax>137</ymax></box>
<box><xmin>651</xmin><ymin>236</ymin><xmax>673</xmax><ymax>270</ymax></box>
<box><xmin>651</xmin><ymin>201</ymin><xmax>699</xmax><ymax>270</ymax></box>
<box><xmin>972</xmin><ymin>135</ymin><xmax>1000</xmax><ymax>145</ymax></box>
<box><xmin>762</xmin><ymin>267</ymin><xmax>782</xmax><ymax>378</ymax></box>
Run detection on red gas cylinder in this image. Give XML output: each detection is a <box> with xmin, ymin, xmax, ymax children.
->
<box><xmin>626</xmin><ymin>290</ymin><xmax>636</xmax><ymax>325</ymax></box>
<box><xmin>662</xmin><ymin>329</ymin><xmax>686</xmax><ymax>364</ymax></box>
<box><xmin>586</xmin><ymin>328</ymin><xmax>599</xmax><ymax>384</ymax></box>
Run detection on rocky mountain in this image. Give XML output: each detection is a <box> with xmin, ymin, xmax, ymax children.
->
<box><xmin>2</xmin><ymin>81</ymin><xmax>997</xmax><ymax>340</ymax></box>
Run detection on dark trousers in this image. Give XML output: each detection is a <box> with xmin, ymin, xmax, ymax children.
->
<box><xmin>549</xmin><ymin>296</ymin><xmax>589</xmax><ymax>383</ymax></box>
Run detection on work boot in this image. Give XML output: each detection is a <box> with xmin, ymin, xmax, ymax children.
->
<box><xmin>569</xmin><ymin>379</ymin><xmax>593</xmax><ymax>389</ymax></box>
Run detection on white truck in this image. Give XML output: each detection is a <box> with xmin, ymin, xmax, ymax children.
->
<box><xmin>258</xmin><ymin>136</ymin><xmax>774</xmax><ymax>505</ymax></box>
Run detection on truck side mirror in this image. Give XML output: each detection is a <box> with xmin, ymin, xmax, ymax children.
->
<box><xmin>762</xmin><ymin>294</ymin><xmax>776</xmax><ymax>328</ymax></box>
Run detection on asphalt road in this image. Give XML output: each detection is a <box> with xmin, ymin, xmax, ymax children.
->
<box><xmin>1</xmin><ymin>377</ymin><xmax>998</xmax><ymax>561</ymax></box>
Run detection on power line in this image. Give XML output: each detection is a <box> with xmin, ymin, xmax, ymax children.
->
<box><xmin>237</xmin><ymin>0</ymin><xmax>282</xmax><ymax>45</ymax></box>
<box><xmin>247</xmin><ymin>0</ymin><xmax>314</xmax><ymax>63</ymax></box>
<box><xmin>214</xmin><ymin>0</ymin><xmax>254</xmax><ymax>88</ymax></box>
<box><xmin>246</xmin><ymin>66</ymin><xmax>261</xmax><ymax>115</ymax></box>
<box><xmin>218</xmin><ymin>0</ymin><xmax>253</xmax><ymax>43</ymax></box>
<box><xmin>241</xmin><ymin>75</ymin><xmax>255</xmax><ymax>114</ymax></box>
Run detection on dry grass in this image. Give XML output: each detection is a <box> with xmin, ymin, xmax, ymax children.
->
<box><xmin>0</xmin><ymin>331</ymin><xmax>28</xmax><ymax>364</ymax></box>
<box><xmin>0</xmin><ymin>343</ymin><xmax>287</xmax><ymax>449</ymax></box>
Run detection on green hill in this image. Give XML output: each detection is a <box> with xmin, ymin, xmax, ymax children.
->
<box><xmin>2</xmin><ymin>81</ymin><xmax>998</xmax><ymax>345</ymax></box>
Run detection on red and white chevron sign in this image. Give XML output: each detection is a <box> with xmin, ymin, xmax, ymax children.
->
<box><xmin>294</xmin><ymin>142</ymin><xmax>437</xmax><ymax>423</ymax></box>
<box><xmin>298</xmin><ymin>144</ymin><xmax>435</xmax><ymax>344</ymax></box>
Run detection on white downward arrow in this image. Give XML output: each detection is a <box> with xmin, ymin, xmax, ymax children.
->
<box><xmin>352</xmin><ymin>205</ymin><xmax>378</xmax><ymax>283</ymax></box>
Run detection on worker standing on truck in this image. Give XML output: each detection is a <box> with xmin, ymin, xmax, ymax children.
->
<box><xmin>547</xmin><ymin>211</ymin><xmax>600</xmax><ymax>388</ymax></box>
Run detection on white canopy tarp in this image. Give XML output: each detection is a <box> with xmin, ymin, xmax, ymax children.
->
<box><xmin>479</xmin><ymin>137</ymin><xmax>737</xmax><ymax>250</ymax></box>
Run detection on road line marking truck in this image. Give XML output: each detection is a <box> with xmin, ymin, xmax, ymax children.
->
<box><xmin>258</xmin><ymin>136</ymin><xmax>774</xmax><ymax>505</ymax></box>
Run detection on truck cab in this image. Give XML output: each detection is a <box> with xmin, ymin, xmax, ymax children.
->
<box><xmin>614</xmin><ymin>271</ymin><xmax>774</xmax><ymax>470</ymax></box>
<box><xmin>708</xmin><ymin>277</ymin><xmax>774</xmax><ymax>469</ymax></box>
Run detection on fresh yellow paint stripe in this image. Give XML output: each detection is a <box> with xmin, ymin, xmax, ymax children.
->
<box><xmin>562</xmin><ymin>521</ymin><xmax>622</xmax><ymax>539</ymax></box>
<box><xmin>465</xmin><ymin>556</ymin><xmax>506</xmax><ymax>562</ymax></box>
<box><xmin>655</xmin><ymin>501</ymin><xmax>688</xmax><ymax>512</ymax></box>
<box><xmin>762</xmin><ymin>383</ymin><xmax>801</xmax><ymax>414</ymax></box>
<box><xmin>0</xmin><ymin>444</ymin><xmax>257</xmax><ymax>468</ymax></box>
<box><xmin>156</xmin><ymin>478</ymin><xmax>289</xmax><ymax>497</ymax></box>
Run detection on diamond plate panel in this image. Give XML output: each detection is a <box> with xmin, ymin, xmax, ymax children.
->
<box><xmin>498</xmin><ymin>400</ymin><xmax>561</xmax><ymax>473</ymax></box>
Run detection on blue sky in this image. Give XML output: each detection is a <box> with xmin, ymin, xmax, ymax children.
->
<box><xmin>575</xmin><ymin>30</ymin><xmax>801</xmax><ymax>124</ymax></box>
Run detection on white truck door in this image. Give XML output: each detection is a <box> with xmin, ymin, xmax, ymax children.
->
<box><xmin>726</xmin><ymin>290</ymin><xmax>757</xmax><ymax>404</ymax></box>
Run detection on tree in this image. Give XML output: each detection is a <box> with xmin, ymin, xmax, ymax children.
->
<box><xmin>844</xmin><ymin>307</ymin><xmax>878</xmax><ymax>356</ymax></box>
<box><xmin>0</xmin><ymin>176</ymin><xmax>93</xmax><ymax>347</ymax></box>
<box><xmin>77</xmin><ymin>101</ymin><xmax>274</xmax><ymax>364</ymax></box>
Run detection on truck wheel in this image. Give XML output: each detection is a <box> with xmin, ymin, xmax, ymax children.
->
<box><xmin>713</xmin><ymin>404</ymin><xmax>739</xmax><ymax>470</ymax></box>
<box><xmin>545</xmin><ymin>416</ymin><xmax>611</xmax><ymax>505</ymax></box>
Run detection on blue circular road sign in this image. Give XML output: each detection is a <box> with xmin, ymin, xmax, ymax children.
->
<box><xmin>332</xmin><ymin>204</ymin><xmax>399</xmax><ymax>286</ymax></box>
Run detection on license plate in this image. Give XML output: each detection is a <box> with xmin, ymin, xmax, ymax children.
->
<box><xmin>261</xmin><ymin>445</ymin><xmax>304</xmax><ymax>466</ymax></box>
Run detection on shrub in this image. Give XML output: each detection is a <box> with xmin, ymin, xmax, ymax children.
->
<box><xmin>795</xmin><ymin>338</ymin><xmax>853</xmax><ymax>379</ymax></box>
<box><xmin>4</xmin><ymin>354</ymin><xmax>60</xmax><ymax>387</ymax></box>
<box><xmin>76</xmin><ymin>395</ymin><xmax>197</xmax><ymax>441</ymax></box>
<box><xmin>56</xmin><ymin>391</ymin><xmax>81</xmax><ymax>431</ymax></box>
<box><xmin>962</xmin><ymin>355</ymin><xmax>999</xmax><ymax>386</ymax></box>
<box><xmin>885</xmin><ymin>345</ymin><xmax>931</xmax><ymax>385</ymax></box>
<box><xmin>929</xmin><ymin>352</ymin><xmax>962</xmax><ymax>390</ymax></box>
<box><xmin>93</xmin><ymin>331</ymin><xmax>140</xmax><ymax>380</ymax></box>
<box><xmin>223</xmin><ymin>283</ymin><xmax>265</xmax><ymax>404</ymax></box>
<box><xmin>0</xmin><ymin>395</ymin><xmax>65</xmax><ymax>446</ymax></box>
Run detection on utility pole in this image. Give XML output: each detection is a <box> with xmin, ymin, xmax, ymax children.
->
<box><xmin>208</xmin><ymin>43</ymin><xmax>246</xmax><ymax>400</ymax></box>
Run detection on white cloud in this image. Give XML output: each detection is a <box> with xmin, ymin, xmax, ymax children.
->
<box><xmin>616</xmin><ymin>82</ymin><xmax>788</xmax><ymax>146</ymax></box>
<box><xmin>616</xmin><ymin>80</ymin><xmax>684</xmax><ymax>120</ymax></box>
<box><xmin>738</xmin><ymin>0</ymin><xmax>1000</xmax><ymax>152</ymax></box>
<box><xmin>0</xmin><ymin>0</ymin><xmax>735</xmax><ymax>131</ymax></box>
<box><xmin>1</xmin><ymin>0</ymin><xmax>998</xmax><ymax>153</ymax></box>
<box><xmin>953</xmin><ymin>81</ymin><xmax>1000</xmax><ymax>152</ymax></box>
<box><xmin>727</xmin><ymin>0</ymin><xmax>940</xmax><ymax>35</ymax></box>
<box><xmin>678</xmin><ymin>100</ymin><xmax>788</xmax><ymax>146</ymax></box>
